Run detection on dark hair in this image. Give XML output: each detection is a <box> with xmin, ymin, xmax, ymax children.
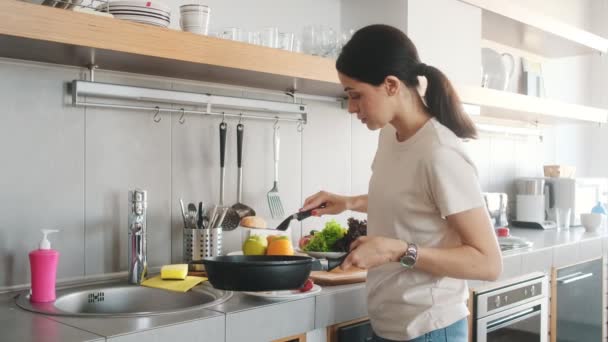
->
<box><xmin>336</xmin><ymin>24</ymin><xmax>477</xmax><ymax>139</ymax></box>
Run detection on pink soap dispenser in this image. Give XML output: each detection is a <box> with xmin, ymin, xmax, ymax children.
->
<box><xmin>29</xmin><ymin>229</ymin><xmax>60</xmax><ymax>303</ymax></box>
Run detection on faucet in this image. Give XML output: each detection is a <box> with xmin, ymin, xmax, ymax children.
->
<box><xmin>128</xmin><ymin>189</ymin><xmax>148</xmax><ymax>284</ymax></box>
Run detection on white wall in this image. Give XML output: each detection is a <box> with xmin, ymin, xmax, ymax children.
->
<box><xmin>167</xmin><ymin>0</ymin><xmax>341</xmax><ymax>36</ymax></box>
<box><xmin>0</xmin><ymin>0</ymin><xmax>604</xmax><ymax>288</ymax></box>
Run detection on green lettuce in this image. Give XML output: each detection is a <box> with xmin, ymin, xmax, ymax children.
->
<box><xmin>303</xmin><ymin>220</ymin><xmax>347</xmax><ymax>252</ymax></box>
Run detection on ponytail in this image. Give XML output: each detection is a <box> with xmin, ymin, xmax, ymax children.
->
<box><xmin>418</xmin><ymin>64</ymin><xmax>477</xmax><ymax>139</ymax></box>
<box><xmin>336</xmin><ymin>24</ymin><xmax>477</xmax><ymax>139</ymax></box>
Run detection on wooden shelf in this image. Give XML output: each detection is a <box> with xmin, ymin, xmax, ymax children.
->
<box><xmin>458</xmin><ymin>86</ymin><xmax>608</xmax><ymax>124</ymax></box>
<box><xmin>0</xmin><ymin>1</ymin><xmax>342</xmax><ymax>97</ymax></box>
<box><xmin>460</xmin><ymin>0</ymin><xmax>608</xmax><ymax>57</ymax></box>
<box><xmin>2</xmin><ymin>1</ymin><xmax>607</xmax><ymax>125</ymax></box>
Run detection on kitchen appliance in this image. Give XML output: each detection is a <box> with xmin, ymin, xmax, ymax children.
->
<box><xmin>473</xmin><ymin>272</ymin><xmax>548</xmax><ymax>342</ymax></box>
<box><xmin>512</xmin><ymin>178</ymin><xmax>556</xmax><ymax>229</ymax></box>
<box><xmin>194</xmin><ymin>255</ymin><xmax>313</xmax><ymax>291</ymax></box>
<box><xmin>554</xmin><ymin>258</ymin><xmax>603</xmax><ymax>342</ymax></box>
<box><xmin>335</xmin><ymin>320</ymin><xmax>373</xmax><ymax>342</ymax></box>
<box><xmin>544</xmin><ymin>177</ymin><xmax>608</xmax><ymax>227</ymax></box>
<box><xmin>482</xmin><ymin>193</ymin><xmax>509</xmax><ymax>228</ymax></box>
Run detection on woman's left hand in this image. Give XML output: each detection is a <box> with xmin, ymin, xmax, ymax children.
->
<box><xmin>340</xmin><ymin>236</ymin><xmax>408</xmax><ymax>270</ymax></box>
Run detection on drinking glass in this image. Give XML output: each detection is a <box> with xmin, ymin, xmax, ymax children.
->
<box><xmin>554</xmin><ymin>207</ymin><xmax>572</xmax><ymax>231</ymax></box>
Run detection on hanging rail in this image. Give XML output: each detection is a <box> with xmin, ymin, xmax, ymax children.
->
<box><xmin>70</xmin><ymin>80</ymin><xmax>308</xmax><ymax>124</ymax></box>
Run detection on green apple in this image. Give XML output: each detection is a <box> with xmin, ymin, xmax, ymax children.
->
<box><xmin>242</xmin><ymin>235</ymin><xmax>268</xmax><ymax>255</ymax></box>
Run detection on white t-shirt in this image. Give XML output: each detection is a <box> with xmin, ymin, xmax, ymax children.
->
<box><xmin>366</xmin><ymin>118</ymin><xmax>484</xmax><ymax>341</ymax></box>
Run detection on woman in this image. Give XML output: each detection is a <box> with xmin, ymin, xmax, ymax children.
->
<box><xmin>301</xmin><ymin>25</ymin><xmax>502</xmax><ymax>342</ymax></box>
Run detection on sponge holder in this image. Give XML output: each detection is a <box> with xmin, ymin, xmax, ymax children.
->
<box><xmin>183</xmin><ymin>228</ymin><xmax>222</xmax><ymax>270</ymax></box>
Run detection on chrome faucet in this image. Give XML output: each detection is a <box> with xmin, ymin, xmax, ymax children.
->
<box><xmin>128</xmin><ymin>189</ymin><xmax>148</xmax><ymax>284</ymax></box>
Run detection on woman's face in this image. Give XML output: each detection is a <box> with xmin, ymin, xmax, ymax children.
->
<box><xmin>338</xmin><ymin>72</ymin><xmax>395</xmax><ymax>130</ymax></box>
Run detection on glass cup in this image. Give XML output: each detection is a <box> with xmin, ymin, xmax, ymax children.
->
<box><xmin>220</xmin><ymin>27</ymin><xmax>243</xmax><ymax>41</ymax></box>
<box><xmin>278</xmin><ymin>32</ymin><xmax>295</xmax><ymax>51</ymax></box>
<box><xmin>553</xmin><ymin>207</ymin><xmax>572</xmax><ymax>231</ymax></box>
<box><xmin>260</xmin><ymin>27</ymin><xmax>279</xmax><ymax>48</ymax></box>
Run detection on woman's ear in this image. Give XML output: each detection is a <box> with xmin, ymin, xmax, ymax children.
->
<box><xmin>383</xmin><ymin>76</ymin><xmax>401</xmax><ymax>96</ymax></box>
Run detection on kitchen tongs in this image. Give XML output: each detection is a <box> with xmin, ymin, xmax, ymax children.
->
<box><xmin>275</xmin><ymin>203</ymin><xmax>326</xmax><ymax>231</ymax></box>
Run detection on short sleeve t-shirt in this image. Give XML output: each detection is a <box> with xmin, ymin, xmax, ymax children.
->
<box><xmin>366</xmin><ymin>118</ymin><xmax>485</xmax><ymax>341</ymax></box>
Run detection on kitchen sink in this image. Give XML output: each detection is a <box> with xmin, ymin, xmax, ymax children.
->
<box><xmin>15</xmin><ymin>280</ymin><xmax>232</xmax><ymax>317</ymax></box>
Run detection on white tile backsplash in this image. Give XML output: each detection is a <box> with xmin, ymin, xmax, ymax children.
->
<box><xmin>0</xmin><ymin>61</ymin><xmax>85</xmax><ymax>286</ymax></box>
<box><xmin>0</xmin><ymin>55</ymin><xmax>587</xmax><ymax>287</ymax></box>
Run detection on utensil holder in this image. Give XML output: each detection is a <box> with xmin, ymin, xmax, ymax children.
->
<box><xmin>183</xmin><ymin>228</ymin><xmax>222</xmax><ymax>270</ymax></box>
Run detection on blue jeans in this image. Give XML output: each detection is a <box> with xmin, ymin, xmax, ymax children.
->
<box><xmin>373</xmin><ymin>318</ymin><xmax>468</xmax><ymax>342</ymax></box>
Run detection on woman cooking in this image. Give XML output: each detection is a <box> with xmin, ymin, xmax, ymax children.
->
<box><xmin>301</xmin><ymin>25</ymin><xmax>502</xmax><ymax>342</ymax></box>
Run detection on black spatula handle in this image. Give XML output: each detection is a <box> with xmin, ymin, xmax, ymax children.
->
<box><xmin>297</xmin><ymin>203</ymin><xmax>327</xmax><ymax>221</ymax></box>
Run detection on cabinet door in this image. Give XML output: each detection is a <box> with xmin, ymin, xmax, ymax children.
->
<box><xmin>272</xmin><ymin>333</ymin><xmax>306</xmax><ymax>342</ymax></box>
<box><xmin>551</xmin><ymin>258</ymin><xmax>603</xmax><ymax>342</ymax></box>
<box><xmin>327</xmin><ymin>317</ymin><xmax>371</xmax><ymax>342</ymax></box>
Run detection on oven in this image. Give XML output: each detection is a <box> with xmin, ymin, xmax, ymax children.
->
<box><xmin>473</xmin><ymin>273</ymin><xmax>548</xmax><ymax>342</ymax></box>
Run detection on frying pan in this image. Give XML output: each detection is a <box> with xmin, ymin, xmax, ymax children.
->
<box><xmin>194</xmin><ymin>255</ymin><xmax>314</xmax><ymax>291</ymax></box>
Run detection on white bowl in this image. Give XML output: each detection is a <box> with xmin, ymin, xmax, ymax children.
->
<box><xmin>581</xmin><ymin>213</ymin><xmax>602</xmax><ymax>232</ymax></box>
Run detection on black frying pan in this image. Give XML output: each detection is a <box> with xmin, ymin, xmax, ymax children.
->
<box><xmin>194</xmin><ymin>255</ymin><xmax>313</xmax><ymax>291</ymax></box>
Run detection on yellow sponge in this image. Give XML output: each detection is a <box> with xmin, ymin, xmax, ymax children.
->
<box><xmin>160</xmin><ymin>264</ymin><xmax>188</xmax><ymax>280</ymax></box>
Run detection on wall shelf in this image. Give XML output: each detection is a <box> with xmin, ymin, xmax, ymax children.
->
<box><xmin>459</xmin><ymin>0</ymin><xmax>608</xmax><ymax>57</ymax></box>
<box><xmin>0</xmin><ymin>1</ymin><xmax>342</xmax><ymax>97</ymax></box>
<box><xmin>459</xmin><ymin>86</ymin><xmax>608</xmax><ymax>124</ymax></box>
<box><xmin>2</xmin><ymin>1</ymin><xmax>607</xmax><ymax>125</ymax></box>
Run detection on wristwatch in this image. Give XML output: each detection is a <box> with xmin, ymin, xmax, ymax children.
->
<box><xmin>399</xmin><ymin>242</ymin><xmax>418</xmax><ymax>269</ymax></box>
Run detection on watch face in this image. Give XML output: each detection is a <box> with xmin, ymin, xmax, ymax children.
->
<box><xmin>400</xmin><ymin>255</ymin><xmax>416</xmax><ymax>268</ymax></box>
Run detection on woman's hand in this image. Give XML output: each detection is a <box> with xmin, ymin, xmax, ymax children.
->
<box><xmin>301</xmin><ymin>192</ymin><xmax>369</xmax><ymax>215</ymax></box>
<box><xmin>340</xmin><ymin>236</ymin><xmax>408</xmax><ymax>270</ymax></box>
<box><xmin>301</xmin><ymin>191</ymin><xmax>351</xmax><ymax>216</ymax></box>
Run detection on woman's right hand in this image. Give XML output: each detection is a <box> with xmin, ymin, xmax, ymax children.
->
<box><xmin>301</xmin><ymin>191</ymin><xmax>351</xmax><ymax>216</ymax></box>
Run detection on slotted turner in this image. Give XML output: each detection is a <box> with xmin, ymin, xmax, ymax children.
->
<box><xmin>267</xmin><ymin>124</ymin><xmax>284</xmax><ymax>219</ymax></box>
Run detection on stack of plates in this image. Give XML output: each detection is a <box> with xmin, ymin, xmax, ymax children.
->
<box><xmin>101</xmin><ymin>1</ymin><xmax>171</xmax><ymax>27</ymax></box>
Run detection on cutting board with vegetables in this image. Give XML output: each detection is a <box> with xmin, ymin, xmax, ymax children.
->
<box><xmin>309</xmin><ymin>267</ymin><xmax>367</xmax><ymax>286</ymax></box>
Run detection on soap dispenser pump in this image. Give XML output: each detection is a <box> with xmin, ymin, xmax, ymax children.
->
<box><xmin>29</xmin><ymin>229</ymin><xmax>60</xmax><ymax>303</ymax></box>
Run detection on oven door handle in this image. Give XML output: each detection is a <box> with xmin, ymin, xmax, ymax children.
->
<box><xmin>557</xmin><ymin>272</ymin><xmax>593</xmax><ymax>285</ymax></box>
<box><xmin>487</xmin><ymin>307</ymin><xmax>539</xmax><ymax>332</ymax></box>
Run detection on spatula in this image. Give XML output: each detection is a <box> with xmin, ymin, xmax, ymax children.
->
<box><xmin>275</xmin><ymin>203</ymin><xmax>327</xmax><ymax>231</ymax></box>
<box><xmin>267</xmin><ymin>124</ymin><xmax>284</xmax><ymax>219</ymax></box>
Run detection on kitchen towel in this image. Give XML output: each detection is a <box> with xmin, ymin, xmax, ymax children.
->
<box><xmin>141</xmin><ymin>275</ymin><xmax>207</xmax><ymax>293</ymax></box>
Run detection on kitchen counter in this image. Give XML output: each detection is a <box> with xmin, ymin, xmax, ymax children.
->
<box><xmin>1</xmin><ymin>227</ymin><xmax>606</xmax><ymax>342</ymax></box>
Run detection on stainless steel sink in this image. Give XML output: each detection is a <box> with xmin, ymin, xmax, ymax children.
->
<box><xmin>15</xmin><ymin>280</ymin><xmax>232</xmax><ymax>317</ymax></box>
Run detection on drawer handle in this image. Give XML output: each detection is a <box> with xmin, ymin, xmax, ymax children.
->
<box><xmin>557</xmin><ymin>272</ymin><xmax>593</xmax><ymax>284</ymax></box>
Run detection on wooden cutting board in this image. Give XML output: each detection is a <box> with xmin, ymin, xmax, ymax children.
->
<box><xmin>309</xmin><ymin>267</ymin><xmax>367</xmax><ymax>286</ymax></box>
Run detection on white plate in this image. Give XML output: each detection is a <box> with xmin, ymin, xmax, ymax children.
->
<box><xmin>108</xmin><ymin>5</ymin><xmax>170</xmax><ymax>16</ymax></box>
<box><xmin>300</xmin><ymin>250</ymin><xmax>346</xmax><ymax>259</ymax></box>
<box><xmin>108</xmin><ymin>0</ymin><xmax>171</xmax><ymax>13</ymax></box>
<box><xmin>113</xmin><ymin>14</ymin><xmax>169</xmax><ymax>27</ymax></box>
<box><xmin>242</xmin><ymin>284</ymin><xmax>322</xmax><ymax>300</ymax></box>
<box><xmin>109</xmin><ymin>10</ymin><xmax>170</xmax><ymax>21</ymax></box>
